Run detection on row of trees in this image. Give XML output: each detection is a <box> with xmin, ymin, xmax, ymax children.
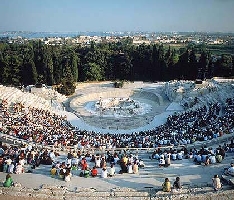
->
<box><xmin>0</xmin><ymin>39</ymin><xmax>233</xmax><ymax>95</ymax></box>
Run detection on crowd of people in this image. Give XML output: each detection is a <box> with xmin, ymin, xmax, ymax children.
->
<box><xmin>150</xmin><ymin>140</ymin><xmax>234</xmax><ymax>169</ymax></box>
<box><xmin>48</xmin><ymin>148</ymin><xmax>145</xmax><ymax>182</ymax></box>
<box><xmin>0</xmin><ymin>97</ymin><xmax>234</xmax><ymax>153</ymax></box>
<box><xmin>0</xmin><ymin>91</ymin><xmax>234</xmax><ymax>191</ymax></box>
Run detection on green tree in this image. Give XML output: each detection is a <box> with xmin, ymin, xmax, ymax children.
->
<box><xmin>178</xmin><ymin>49</ymin><xmax>189</xmax><ymax>80</ymax></box>
<box><xmin>70</xmin><ymin>52</ymin><xmax>79</xmax><ymax>82</ymax></box>
<box><xmin>167</xmin><ymin>49</ymin><xmax>179</xmax><ymax>80</ymax></box>
<box><xmin>83</xmin><ymin>62</ymin><xmax>103</xmax><ymax>81</ymax></box>
<box><xmin>215</xmin><ymin>54</ymin><xmax>233</xmax><ymax>77</ymax></box>
<box><xmin>57</xmin><ymin>65</ymin><xmax>75</xmax><ymax>95</ymax></box>
<box><xmin>188</xmin><ymin>49</ymin><xmax>198</xmax><ymax>80</ymax></box>
<box><xmin>22</xmin><ymin>59</ymin><xmax>38</xmax><ymax>85</ymax></box>
<box><xmin>198</xmin><ymin>51</ymin><xmax>210</xmax><ymax>80</ymax></box>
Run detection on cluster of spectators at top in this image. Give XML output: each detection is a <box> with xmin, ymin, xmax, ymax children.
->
<box><xmin>0</xmin><ymin>97</ymin><xmax>234</xmax><ymax>151</ymax></box>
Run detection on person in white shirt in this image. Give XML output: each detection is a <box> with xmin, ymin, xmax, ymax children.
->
<box><xmin>113</xmin><ymin>154</ymin><xmax>120</xmax><ymax>164</ymax></box>
<box><xmin>71</xmin><ymin>157</ymin><xmax>79</xmax><ymax>167</ymax></box>
<box><xmin>153</xmin><ymin>153</ymin><xmax>160</xmax><ymax>160</ymax></box>
<box><xmin>101</xmin><ymin>168</ymin><xmax>108</xmax><ymax>178</ymax></box>
<box><xmin>127</xmin><ymin>163</ymin><xmax>133</xmax><ymax>174</ymax></box>
<box><xmin>159</xmin><ymin>157</ymin><xmax>165</xmax><ymax>167</ymax></box>
<box><xmin>49</xmin><ymin>150</ymin><xmax>56</xmax><ymax>162</ymax></box>
<box><xmin>8</xmin><ymin>163</ymin><xmax>15</xmax><ymax>174</ymax></box>
<box><xmin>64</xmin><ymin>169</ymin><xmax>72</xmax><ymax>182</ymax></box>
<box><xmin>194</xmin><ymin>154</ymin><xmax>202</xmax><ymax>164</ymax></box>
<box><xmin>227</xmin><ymin>163</ymin><xmax>234</xmax><ymax>176</ymax></box>
<box><xmin>171</xmin><ymin>152</ymin><xmax>177</xmax><ymax>160</ymax></box>
<box><xmin>177</xmin><ymin>151</ymin><xmax>183</xmax><ymax>160</ymax></box>
<box><xmin>209</xmin><ymin>154</ymin><xmax>216</xmax><ymax>164</ymax></box>
<box><xmin>138</xmin><ymin>159</ymin><xmax>145</xmax><ymax>168</ymax></box>
<box><xmin>108</xmin><ymin>164</ymin><xmax>115</xmax><ymax>177</ymax></box>
<box><xmin>15</xmin><ymin>163</ymin><xmax>24</xmax><ymax>174</ymax></box>
<box><xmin>95</xmin><ymin>156</ymin><xmax>101</xmax><ymax>168</ymax></box>
<box><xmin>66</xmin><ymin>158</ymin><xmax>72</xmax><ymax>167</ymax></box>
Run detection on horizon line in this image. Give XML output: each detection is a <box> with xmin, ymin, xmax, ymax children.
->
<box><xmin>1</xmin><ymin>30</ymin><xmax>234</xmax><ymax>34</ymax></box>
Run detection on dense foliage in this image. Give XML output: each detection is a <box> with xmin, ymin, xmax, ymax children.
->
<box><xmin>0</xmin><ymin>40</ymin><xmax>233</xmax><ymax>95</ymax></box>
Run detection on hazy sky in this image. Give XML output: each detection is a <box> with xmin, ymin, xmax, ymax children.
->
<box><xmin>1</xmin><ymin>0</ymin><xmax>234</xmax><ymax>32</ymax></box>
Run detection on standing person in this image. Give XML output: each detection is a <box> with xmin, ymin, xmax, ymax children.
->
<box><xmin>162</xmin><ymin>178</ymin><xmax>171</xmax><ymax>192</ymax></box>
<box><xmin>3</xmin><ymin>173</ymin><xmax>14</xmax><ymax>187</ymax></box>
<box><xmin>173</xmin><ymin>177</ymin><xmax>182</xmax><ymax>192</ymax></box>
<box><xmin>212</xmin><ymin>175</ymin><xmax>222</xmax><ymax>191</ymax></box>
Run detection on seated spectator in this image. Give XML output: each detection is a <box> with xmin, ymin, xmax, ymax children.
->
<box><xmin>151</xmin><ymin>151</ymin><xmax>160</xmax><ymax>160</ymax></box>
<box><xmin>127</xmin><ymin>162</ymin><xmax>133</xmax><ymax>174</ymax></box>
<box><xmin>108</xmin><ymin>164</ymin><xmax>115</xmax><ymax>177</ymax></box>
<box><xmin>227</xmin><ymin>163</ymin><xmax>234</xmax><ymax>176</ymax></box>
<box><xmin>8</xmin><ymin>163</ymin><xmax>15</xmax><ymax>174</ymax></box>
<box><xmin>204</xmin><ymin>156</ymin><xmax>210</xmax><ymax>166</ymax></box>
<box><xmin>177</xmin><ymin>151</ymin><xmax>183</xmax><ymax>160</ymax></box>
<box><xmin>66</xmin><ymin>158</ymin><xmax>72</xmax><ymax>167</ymax></box>
<box><xmin>216</xmin><ymin>154</ymin><xmax>223</xmax><ymax>163</ymax></box>
<box><xmin>209</xmin><ymin>154</ymin><xmax>216</xmax><ymax>164</ymax></box>
<box><xmin>101</xmin><ymin>168</ymin><xmax>108</xmax><ymax>178</ymax></box>
<box><xmin>119</xmin><ymin>160</ymin><xmax>127</xmax><ymax>173</ymax></box>
<box><xmin>91</xmin><ymin>166</ymin><xmax>98</xmax><ymax>177</ymax></box>
<box><xmin>50</xmin><ymin>165</ymin><xmax>57</xmax><ymax>177</ymax></box>
<box><xmin>15</xmin><ymin>163</ymin><xmax>24</xmax><ymax>174</ymax></box>
<box><xmin>71</xmin><ymin>164</ymin><xmax>78</xmax><ymax>171</ymax></box>
<box><xmin>81</xmin><ymin>159</ymin><xmax>88</xmax><ymax>170</ymax></box>
<box><xmin>3</xmin><ymin>174</ymin><xmax>14</xmax><ymax>187</ymax></box>
<box><xmin>113</xmin><ymin>154</ymin><xmax>120</xmax><ymax>164</ymax></box>
<box><xmin>171</xmin><ymin>152</ymin><xmax>177</xmax><ymax>161</ymax></box>
<box><xmin>4</xmin><ymin>156</ymin><xmax>13</xmax><ymax>172</ymax></box>
<box><xmin>71</xmin><ymin>156</ymin><xmax>79</xmax><ymax>168</ymax></box>
<box><xmin>95</xmin><ymin>156</ymin><xmax>101</xmax><ymax>168</ymax></box>
<box><xmin>133</xmin><ymin>162</ymin><xmax>139</xmax><ymax>174</ymax></box>
<box><xmin>83</xmin><ymin>167</ymin><xmax>90</xmax><ymax>178</ymax></box>
<box><xmin>201</xmin><ymin>154</ymin><xmax>208</xmax><ymax>163</ymax></box>
<box><xmin>64</xmin><ymin>169</ymin><xmax>72</xmax><ymax>182</ymax></box>
<box><xmin>162</xmin><ymin>178</ymin><xmax>171</xmax><ymax>192</ymax></box>
<box><xmin>59</xmin><ymin>168</ymin><xmax>66</xmax><ymax>179</ymax></box>
<box><xmin>79</xmin><ymin>157</ymin><xmax>88</xmax><ymax>170</ymax></box>
<box><xmin>49</xmin><ymin>150</ymin><xmax>56</xmax><ymax>162</ymax></box>
<box><xmin>159</xmin><ymin>157</ymin><xmax>165</xmax><ymax>167</ymax></box>
<box><xmin>100</xmin><ymin>157</ymin><xmax>107</xmax><ymax>169</ymax></box>
<box><xmin>212</xmin><ymin>174</ymin><xmax>222</xmax><ymax>191</ymax></box>
<box><xmin>194</xmin><ymin>154</ymin><xmax>202</xmax><ymax>164</ymax></box>
<box><xmin>122</xmin><ymin>155</ymin><xmax>128</xmax><ymax>165</ymax></box>
<box><xmin>165</xmin><ymin>155</ymin><xmax>171</xmax><ymax>167</ymax></box>
<box><xmin>173</xmin><ymin>177</ymin><xmax>182</xmax><ymax>192</ymax></box>
<box><xmin>138</xmin><ymin>159</ymin><xmax>145</xmax><ymax>168</ymax></box>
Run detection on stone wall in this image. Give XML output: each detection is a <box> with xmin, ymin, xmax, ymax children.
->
<box><xmin>0</xmin><ymin>185</ymin><xmax>234</xmax><ymax>200</ymax></box>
